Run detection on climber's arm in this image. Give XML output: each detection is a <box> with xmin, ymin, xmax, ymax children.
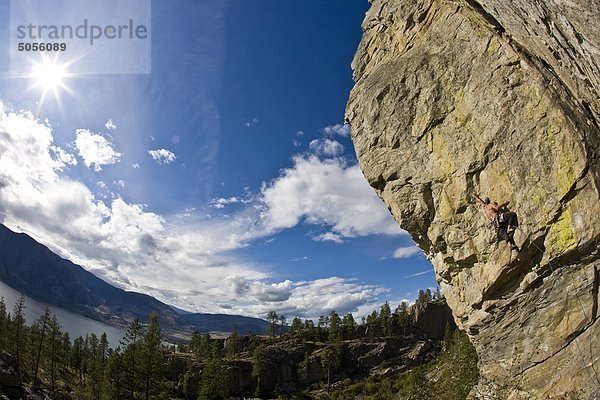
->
<box><xmin>472</xmin><ymin>193</ymin><xmax>484</xmax><ymax>206</ymax></box>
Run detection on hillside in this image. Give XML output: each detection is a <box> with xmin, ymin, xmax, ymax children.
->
<box><xmin>0</xmin><ymin>292</ymin><xmax>464</xmax><ymax>400</ymax></box>
<box><xmin>346</xmin><ymin>0</ymin><xmax>600</xmax><ymax>398</ymax></box>
<box><xmin>0</xmin><ymin>224</ymin><xmax>269</xmax><ymax>339</ymax></box>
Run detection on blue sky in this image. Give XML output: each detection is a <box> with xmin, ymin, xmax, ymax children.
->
<box><xmin>0</xmin><ymin>0</ymin><xmax>436</xmax><ymax>320</ymax></box>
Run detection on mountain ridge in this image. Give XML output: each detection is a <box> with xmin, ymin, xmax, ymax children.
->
<box><xmin>0</xmin><ymin>223</ymin><xmax>268</xmax><ymax>340</ymax></box>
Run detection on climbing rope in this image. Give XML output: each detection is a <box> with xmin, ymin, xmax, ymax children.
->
<box><xmin>488</xmin><ymin>122</ymin><xmax>600</xmax><ymax>388</ymax></box>
<box><xmin>392</xmin><ymin>110</ymin><xmax>599</xmax><ymax>389</ymax></box>
<box><xmin>463</xmin><ymin>123</ymin><xmax>600</xmax><ymax>388</ymax></box>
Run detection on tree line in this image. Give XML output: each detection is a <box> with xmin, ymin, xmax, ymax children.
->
<box><xmin>0</xmin><ymin>287</ymin><xmax>449</xmax><ymax>399</ymax></box>
<box><xmin>266</xmin><ymin>288</ymin><xmax>443</xmax><ymax>341</ymax></box>
<box><xmin>0</xmin><ymin>294</ymin><xmax>164</xmax><ymax>400</ymax></box>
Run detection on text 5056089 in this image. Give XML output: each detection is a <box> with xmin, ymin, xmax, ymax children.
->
<box><xmin>18</xmin><ymin>43</ymin><xmax>67</xmax><ymax>51</ymax></box>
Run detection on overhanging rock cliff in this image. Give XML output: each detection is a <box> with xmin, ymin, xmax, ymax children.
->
<box><xmin>345</xmin><ymin>0</ymin><xmax>600</xmax><ymax>398</ymax></box>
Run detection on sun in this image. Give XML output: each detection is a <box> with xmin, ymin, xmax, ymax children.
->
<box><xmin>31</xmin><ymin>60</ymin><xmax>68</xmax><ymax>91</ymax></box>
<box><xmin>27</xmin><ymin>55</ymin><xmax>74</xmax><ymax>107</ymax></box>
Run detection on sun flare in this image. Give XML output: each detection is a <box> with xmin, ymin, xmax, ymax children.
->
<box><xmin>26</xmin><ymin>55</ymin><xmax>75</xmax><ymax>108</ymax></box>
<box><xmin>29</xmin><ymin>56</ymin><xmax>71</xmax><ymax>92</ymax></box>
<box><xmin>31</xmin><ymin>60</ymin><xmax>68</xmax><ymax>91</ymax></box>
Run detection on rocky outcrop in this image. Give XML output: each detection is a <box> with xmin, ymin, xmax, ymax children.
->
<box><xmin>222</xmin><ymin>335</ymin><xmax>440</xmax><ymax>397</ymax></box>
<box><xmin>0</xmin><ymin>351</ymin><xmax>53</xmax><ymax>400</ymax></box>
<box><xmin>414</xmin><ymin>300</ymin><xmax>455</xmax><ymax>339</ymax></box>
<box><xmin>0</xmin><ymin>351</ymin><xmax>21</xmax><ymax>399</ymax></box>
<box><xmin>346</xmin><ymin>0</ymin><xmax>600</xmax><ymax>398</ymax></box>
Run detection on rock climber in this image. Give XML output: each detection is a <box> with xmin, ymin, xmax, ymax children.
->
<box><xmin>472</xmin><ymin>193</ymin><xmax>519</xmax><ymax>251</ymax></box>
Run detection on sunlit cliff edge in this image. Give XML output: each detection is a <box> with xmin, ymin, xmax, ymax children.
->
<box><xmin>345</xmin><ymin>0</ymin><xmax>600</xmax><ymax>398</ymax></box>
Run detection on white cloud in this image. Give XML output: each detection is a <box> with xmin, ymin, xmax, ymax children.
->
<box><xmin>393</xmin><ymin>246</ymin><xmax>422</xmax><ymax>259</ymax></box>
<box><xmin>313</xmin><ymin>232</ymin><xmax>344</xmax><ymax>243</ymax></box>
<box><xmin>309</xmin><ymin>138</ymin><xmax>344</xmax><ymax>157</ymax></box>
<box><xmin>402</xmin><ymin>269</ymin><xmax>433</xmax><ymax>278</ymax></box>
<box><xmin>210</xmin><ymin>195</ymin><xmax>253</xmax><ymax>209</ymax></box>
<box><xmin>50</xmin><ymin>146</ymin><xmax>77</xmax><ymax>167</ymax></box>
<box><xmin>105</xmin><ymin>120</ymin><xmax>117</xmax><ymax>130</ymax></box>
<box><xmin>222</xmin><ymin>275</ymin><xmax>385</xmax><ymax>318</ymax></box>
<box><xmin>322</xmin><ymin>123</ymin><xmax>350</xmax><ymax>137</ymax></box>
<box><xmin>0</xmin><ymin>103</ymin><xmax>407</xmax><ymax>320</ymax></box>
<box><xmin>148</xmin><ymin>148</ymin><xmax>176</xmax><ymax>165</ymax></box>
<box><xmin>259</xmin><ymin>155</ymin><xmax>404</xmax><ymax>238</ymax></box>
<box><xmin>282</xmin><ymin>277</ymin><xmax>386</xmax><ymax>317</ymax></box>
<box><xmin>0</xmin><ymin>104</ymin><xmax>255</xmax><ymax>309</ymax></box>
<box><xmin>292</xmin><ymin>139</ymin><xmax>302</xmax><ymax>147</ymax></box>
<box><xmin>132</xmin><ymin>163</ymin><xmax>140</xmax><ymax>169</ymax></box>
<box><xmin>252</xmin><ymin>280</ymin><xmax>293</xmax><ymax>302</ymax></box>
<box><xmin>0</xmin><ymin>106</ymin><xmax>70</xmax><ymax>190</ymax></box>
<box><xmin>245</xmin><ymin>117</ymin><xmax>259</xmax><ymax>128</ymax></box>
<box><xmin>75</xmin><ymin>129</ymin><xmax>121</xmax><ymax>172</ymax></box>
<box><xmin>289</xmin><ymin>256</ymin><xmax>308</xmax><ymax>262</ymax></box>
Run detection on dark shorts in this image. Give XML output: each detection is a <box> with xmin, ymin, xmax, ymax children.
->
<box><xmin>498</xmin><ymin>212</ymin><xmax>518</xmax><ymax>228</ymax></box>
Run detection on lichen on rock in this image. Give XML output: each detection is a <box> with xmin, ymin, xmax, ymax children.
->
<box><xmin>346</xmin><ymin>0</ymin><xmax>600</xmax><ymax>398</ymax></box>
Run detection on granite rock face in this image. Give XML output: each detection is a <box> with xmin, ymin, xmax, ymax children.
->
<box><xmin>346</xmin><ymin>0</ymin><xmax>600</xmax><ymax>398</ymax></box>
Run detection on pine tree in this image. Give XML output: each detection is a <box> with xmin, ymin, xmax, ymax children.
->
<box><xmin>182</xmin><ymin>368</ymin><xmax>200</xmax><ymax>400</ymax></box>
<box><xmin>12</xmin><ymin>294</ymin><xmax>26</xmax><ymax>380</ymax></box>
<box><xmin>380</xmin><ymin>302</ymin><xmax>392</xmax><ymax>336</ymax></box>
<box><xmin>72</xmin><ymin>336</ymin><xmax>85</xmax><ymax>386</ymax></box>
<box><xmin>251</xmin><ymin>343</ymin><xmax>269</xmax><ymax>397</ymax></box>
<box><xmin>395</xmin><ymin>301</ymin><xmax>412</xmax><ymax>333</ymax></box>
<box><xmin>103</xmin><ymin>348</ymin><xmax>127</xmax><ymax>400</ymax></box>
<box><xmin>303</xmin><ymin>319</ymin><xmax>316</xmax><ymax>341</ymax></box>
<box><xmin>141</xmin><ymin>312</ymin><xmax>163</xmax><ymax>400</ymax></box>
<box><xmin>318</xmin><ymin>315</ymin><xmax>326</xmax><ymax>330</ymax></box>
<box><xmin>61</xmin><ymin>332</ymin><xmax>71</xmax><ymax>385</ymax></box>
<box><xmin>189</xmin><ymin>331</ymin><xmax>201</xmax><ymax>357</ymax></box>
<box><xmin>267</xmin><ymin>311</ymin><xmax>278</xmax><ymax>337</ymax></box>
<box><xmin>436</xmin><ymin>326</ymin><xmax>479</xmax><ymax>399</ymax></box>
<box><xmin>99</xmin><ymin>333</ymin><xmax>109</xmax><ymax>364</ymax></box>
<box><xmin>198</xmin><ymin>333</ymin><xmax>212</xmax><ymax>361</ymax></box>
<box><xmin>199</xmin><ymin>340</ymin><xmax>228</xmax><ymax>399</ymax></box>
<box><xmin>328</xmin><ymin>311</ymin><xmax>341</xmax><ymax>342</ymax></box>
<box><xmin>278</xmin><ymin>314</ymin><xmax>287</xmax><ymax>336</ymax></box>
<box><xmin>33</xmin><ymin>307</ymin><xmax>51</xmax><ymax>387</ymax></box>
<box><xmin>318</xmin><ymin>315</ymin><xmax>330</xmax><ymax>341</ymax></box>
<box><xmin>341</xmin><ymin>313</ymin><xmax>357</xmax><ymax>340</ymax></box>
<box><xmin>121</xmin><ymin>318</ymin><xmax>142</xmax><ymax>399</ymax></box>
<box><xmin>48</xmin><ymin>315</ymin><xmax>61</xmax><ymax>393</ymax></box>
<box><xmin>0</xmin><ymin>297</ymin><xmax>7</xmax><ymax>350</ymax></box>
<box><xmin>365</xmin><ymin>310</ymin><xmax>379</xmax><ymax>337</ymax></box>
<box><xmin>320</xmin><ymin>343</ymin><xmax>342</xmax><ymax>392</ymax></box>
<box><xmin>225</xmin><ymin>329</ymin><xmax>242</xmax><ymax>359</ymax></box>
<box><xmin>290</xmin><ymin>317</ymin><xmax>303</xmax><ymax>333</ymax></box>
<box><xmin>87</xmin><ymin>332</ymin><xmax>105</xmax><ymax>400</ymax></box>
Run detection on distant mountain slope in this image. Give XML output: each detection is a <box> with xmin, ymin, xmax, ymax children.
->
<box><xmin>0</xmin><ymin>224</ymin><xmax>268</xmax><ymax>339</ymax></box>
<box><xmin>178</xmin><ymin>313</ymin><xmax>269</xmax><ymax>336</ymax></box>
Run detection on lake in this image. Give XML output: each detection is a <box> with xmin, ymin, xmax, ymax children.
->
<box><xmin>0</xmin><ymin>280</ymin><xmax>125</xmax><ymax>347</ymax></box>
